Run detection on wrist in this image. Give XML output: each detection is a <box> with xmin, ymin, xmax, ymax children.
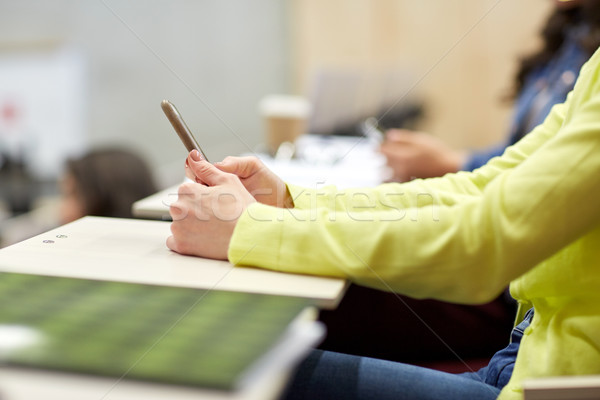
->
<box><xmin>445</xmin><ymin>149</ymin><xmax>468</xmax><ymax>173</ymax></box>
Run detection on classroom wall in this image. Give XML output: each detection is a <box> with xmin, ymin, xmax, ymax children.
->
<box><xmin>0</xmin><ymin>1</ymin><xmax>290</xmax><ymax>187</ymax></box>
<box><xmin>290</xmin><ymin>0</ymin><xmax>553</xmax><ymax>149</ymax></box>
<box><xmin>0</xmin><ymin>1</ymin><xmax>555</xmax><ymax>189</ymax></box>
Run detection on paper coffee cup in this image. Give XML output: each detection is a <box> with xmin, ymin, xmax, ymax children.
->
<box><xmin>258</xmin><ymin>95</ymin><xmax>311</xmax><ymax>155</ymax></box>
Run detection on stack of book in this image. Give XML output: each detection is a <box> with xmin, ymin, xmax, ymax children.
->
<box><xmin>0</xmin><ymin>272</ymin><xmax>323</xmax><ymax>400</ymax></box>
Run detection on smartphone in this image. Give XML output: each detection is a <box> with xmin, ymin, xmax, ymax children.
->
<box><xmin>161</xmin><ymin>100</ymin><xmax>210</xmax><ymax>162</ymax></box>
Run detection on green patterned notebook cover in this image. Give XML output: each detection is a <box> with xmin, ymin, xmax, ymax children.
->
<box><xmin>0</xmin><ymin>272</ymin><xmax>310</xmax><ymax>390</ymax></box>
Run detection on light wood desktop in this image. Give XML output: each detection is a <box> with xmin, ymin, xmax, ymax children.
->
<box><xmin>0</xmin><ymin>216</ymin><xmax>347</xmax><ymax>309</ymax></box>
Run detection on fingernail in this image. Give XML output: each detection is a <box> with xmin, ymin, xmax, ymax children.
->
<box><xmin>190</xmin><ymin>150</ymin><xmax>201</xmax><ymax>162</ymax></box>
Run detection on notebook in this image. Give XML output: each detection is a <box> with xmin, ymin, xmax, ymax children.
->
<box><xmin>0</xmin><ymin>272</ymin><xmax>321</xmax><ymax>391</ymax></box>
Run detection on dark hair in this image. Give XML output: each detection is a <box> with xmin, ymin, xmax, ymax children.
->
<box><xmin>66</xmin><ymin>148</ymin><xmax>157</xmax><ymax>219</ymax></box>
<box><xmin>512</xmin><ymin>1</ymin><xmax>600</xmax><ymax>97</ymax></box>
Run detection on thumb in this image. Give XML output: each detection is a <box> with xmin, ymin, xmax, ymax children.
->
<box><xmin>214</xmin><ymin>156</ymin><xmax>262</xmax><ymax>179</ymax></box>
<box><xmin>188</xmin><ymin>150</ymin><xmax>230</xmax><ymax>186</ymax></box>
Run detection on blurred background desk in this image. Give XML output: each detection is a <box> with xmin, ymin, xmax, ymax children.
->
<box><xmin>133</xmin><ymin>134</ymin><xmax>390</xmax><ymax>220</ymax></box>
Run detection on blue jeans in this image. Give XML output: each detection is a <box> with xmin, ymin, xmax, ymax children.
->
<box><xmin>280</xmin><ymin>309</ymin><xmax>534</xmax><ymax>400</ymax></box>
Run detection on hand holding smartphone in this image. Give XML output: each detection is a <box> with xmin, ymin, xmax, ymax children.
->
<box><xmin>161</xmin><ymin>100</ymin><xmax>210</xmax><ymax>162</ymax></box>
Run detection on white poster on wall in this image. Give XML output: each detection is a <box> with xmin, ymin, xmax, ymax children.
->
<box><xmin>0</xmin><ymin>45</ymin><xmax>87</xmax><ymax>179</ymax></box>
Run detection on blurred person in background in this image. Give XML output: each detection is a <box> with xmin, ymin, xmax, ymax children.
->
<box><xmin>60</xmin><ymin>147</ymin><xmax>157</xmax><ymax>224</ymax></box>
<box><xmin>1</xmin><ymin>147</ymin><xmax>157</xmax><ymax>247</ymax></box>
<box><xmin>380</xmin><ymin>0</ymin><xmax>600</xmax><ymax>181</ymax></box>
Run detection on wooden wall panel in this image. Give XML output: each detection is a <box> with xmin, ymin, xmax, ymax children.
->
<box><xmin>290</xmin><ymin>0</ymin><xmax>552</xmax><ymax>149</ymax></box>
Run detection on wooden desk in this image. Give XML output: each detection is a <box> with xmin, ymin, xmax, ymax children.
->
<box><xmin>0</xmin><ymin>216</ymin><xmax>347</xmax><ymax>309</ymax></box>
